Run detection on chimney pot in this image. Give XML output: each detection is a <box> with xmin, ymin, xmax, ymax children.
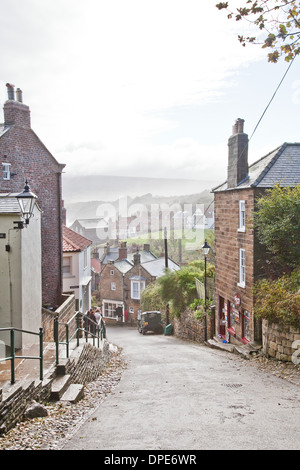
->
<box><xmin>16</xmin><ymin>88</ymin><xmax>23</xmax><ymax>103</ymax></box>
<box><xmin>6</xmin><ymin>83</ymin><xmax>15</xmax><ymax>100</ymax></box>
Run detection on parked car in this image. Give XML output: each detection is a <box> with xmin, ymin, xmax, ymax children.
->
<box><xmin>137</xmin><ymin>311</ymin><xmax>163</xmax><ymax>335</ymax></box>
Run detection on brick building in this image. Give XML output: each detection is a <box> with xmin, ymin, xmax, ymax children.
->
<box><xmin>0</xmin><ymin>84</ymin><xmax>65</xmax><ymax>308</ymax></box>
<box><xmin>213</xmin><ymin>118</ymin><xmax>300</xmax><ymax>345</ymax></box>
<box><xmin>100</xmin><ymin>242</ymin><xmax>180</xmax><ymax>323</ymax></box>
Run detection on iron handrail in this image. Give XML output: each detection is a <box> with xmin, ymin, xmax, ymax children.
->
<box><xmin>54</xmin><ymin>311</ymin><xmax>106</xmax><ymax>365</ymax></box>
<box><xmin>0</xmin><ymin>327</ymin><xmax>43</xmax><ymax>384</ymax></box>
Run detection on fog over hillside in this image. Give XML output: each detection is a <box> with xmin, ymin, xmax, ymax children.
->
<box><xmin>62</xmin><ymin>174</ymin><xmax>218</xmax><ymax>203</ymax></box>
<box><xmin>62</xmin><ymin>174</ymin><xmax>217</xmax><ymax>225</ymax></box>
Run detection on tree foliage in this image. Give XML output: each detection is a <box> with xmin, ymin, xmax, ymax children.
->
<box><xmin>253</xmin><ymin>184</ymin><xmax>300</xmax><ymax>271</ymax></box>
<box><xmin>253</xmin><ymin>267</ymin><xmax>300</xmax><ymax>328</ymax></box>
<box><xmin>216</xmin><ymin>1</ymin><xmax>300</xmax><ymax>62</ymax></box>
<box><xmin>141</xmin><ymin>261</ymin><xmax>214</xmax><ymax>318</ymax></box>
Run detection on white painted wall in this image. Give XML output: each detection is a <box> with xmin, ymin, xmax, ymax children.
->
<box><xmin>0</xmin><ymin>205</ymin><xmax>42</xmax><ymax>349</ymax></box>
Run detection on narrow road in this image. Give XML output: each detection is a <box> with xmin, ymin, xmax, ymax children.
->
<box><xmin>62</xmin><ymin>326</ymin><xmax>300</xmax><ymax>451</ymax></box>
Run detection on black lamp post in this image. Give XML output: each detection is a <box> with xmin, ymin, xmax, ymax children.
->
<box><xmin>16</xmin><ymin>180</ymin><xmax>37</xmax><ymax>227</ymax></box>
<box><xmin>202</xmin><ymin>240</ymin><xmax>211</xmax><ymax>342</ymax></box>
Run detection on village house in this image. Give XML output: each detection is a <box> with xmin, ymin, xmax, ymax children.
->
<box><xmin>0</xmin><ymin>194</ymin><xmax>42</xmax><ymax>349</ymax></box>
<box><xmin>70</xmin><ymin>218</ymin><xmax>109</xmax><ymax>245</ymax></box>
<box><xmin>213</xmin><ymin>118</ymin><xmax>300</xmax><ymax>346</ymax></box>
<box><xmin>100</xmin><ymin>242</ymin><xmax>180</xmax><ymax>323</ymax></box>
<box><xmin>62</xmin><ymin>225</ymin><xmax>92</xmax><ymax>313</ymax></box>
<box><xmin>0</xmin><ymin>84</ymin><xmax>65</xmax><ymax>309</ymax></box>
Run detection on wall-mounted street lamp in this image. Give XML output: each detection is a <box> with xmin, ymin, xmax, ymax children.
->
<box><xmin>202</xmin><ymin>240</ymin><xmax>211</xmax><ymax>342</ymax></box>
<box><xmin>15</xmin><ymin>180</ymin><xmax>37</xmax><ymax>228</ymax></box>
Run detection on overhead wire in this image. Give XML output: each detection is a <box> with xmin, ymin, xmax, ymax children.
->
<box><xmin>202</xmin><ymin>54</ymin><xmax>297</xmax><ymax>220</ymax></box>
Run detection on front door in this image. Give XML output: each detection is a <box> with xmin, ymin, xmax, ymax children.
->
<box><xmin>219</xmin><ymin>296</ymin><xmax>226</xmax><ymax>337</ymax></box>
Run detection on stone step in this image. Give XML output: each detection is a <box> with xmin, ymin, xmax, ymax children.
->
<box><xmin>50</xmin><ymin>374</ymin><xmax>71</xmax><ymax>401</ymax></box>
<box><xmin>207</xmin><ymin>338</ymin><xmax>235</xmax><ymax>353</ymax></box>
<box><xmin>55</xmin><ymin>359</ymin><xmax>69</xmax><ymax>376</ymax></box>
<box><xmin>60</xmin><ymin>383</ymin><xmax>84</xmax><ymax>404</ymax></box>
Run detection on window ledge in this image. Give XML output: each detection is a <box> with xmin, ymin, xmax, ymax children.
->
<box><xmin>237</xmin><ymin>228</ymin><xmax>245</xmax><ymax>233</ymax></box>
<box><xmin>237</xmin><ymin>282</ymin><xmax>246</xmax><ymax>289</ymax></box>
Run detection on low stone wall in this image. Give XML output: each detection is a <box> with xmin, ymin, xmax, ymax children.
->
<box><xmin>173</xmin><ymin>307</ymin><xmax>215</xmax><ymax>343</ymax></box>
<box><xmin>0</xmin><ymin>339</ymin><xmax>110</xmax><ymax>435</ymax></box>
<box><xmin>42</xmin><ymin>294</ymin><xmax>76</xmax><ymax>342</ymax></box>
<box><xmin>262</xmin><ymin>320</ymin><xmax>300</xmax><ymax>362</ymax></box>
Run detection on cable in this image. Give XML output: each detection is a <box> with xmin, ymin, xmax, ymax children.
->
<box><xmin>249</xmin><ymin>55</ymin><xmax>296</xmax><ymax>142</ymax></box>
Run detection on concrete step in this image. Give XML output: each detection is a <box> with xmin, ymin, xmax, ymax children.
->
<box><xmin>50</xmin><ymin>374</ymin><xmax>71</xmax><ymax>401</ymax></box>
<box><xmin>60</xmin><ymin>383</ymin><xmax>84</xmax><ymax>404</ymax></box>
<box><xmin>55</xmin><ymin>359</ymin><xmax>69</xmax><ymax>376</ymax></box>
<box><xmin>207</xmin><ymin>338</ymin><xmax>235</xmax><ymax>353</ymax></box>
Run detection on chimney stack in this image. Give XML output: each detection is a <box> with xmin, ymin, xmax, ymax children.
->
<box><xmin>133</xmin><ymin>250</ymin><xmax>141</xmax><ymax>266</ymax></box>
<box><xmin>118</xmin><ymin>241</ymin><xmax>128</xmax><ymax>260</ymax></box>
<box><xmin>227</xmin><ymin>118</ymin><xmax>248</xmax><ymax>189</ymax></box>
<box><xmin>4</xmin><ymin>83</ymin><xmax>31</xmax><ymax>128</ymax></box>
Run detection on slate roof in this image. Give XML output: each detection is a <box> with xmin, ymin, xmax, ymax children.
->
<box><xmin>142</xmin><ymin>257</ymin><xmax>180</xmax><ymax>277</ymax></box>
<box><xmin>63</xmin><ymin>225</ymin><xmax>92</xmax><ymax>252</ymax></box>
<box><xmin>213</xmin><ymin>143</ymin><xmax>300</xmax><ymax>192</ymax></box>
<box><xmin>113</xmin><ymin>259</ymin><xmax>133</xmax><ymax>274</ymax></box>
<box><xmin>0</xmin><ymin>194</ymin><xmax>20</xmax><ymax>213</ymax></box>
<box><xmin>127</xmin><ymin>249</ymin><xmax>157</xmax><ymax>264</ymax></box>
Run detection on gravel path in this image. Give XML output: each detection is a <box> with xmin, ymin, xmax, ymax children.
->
<box><xmin>0</xmin><ymin>343</ymin><xmax>299</xmax><ymax>451</ymax></box>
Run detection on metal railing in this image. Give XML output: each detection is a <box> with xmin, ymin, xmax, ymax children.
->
<box><xmin>54</xmin><ymin>311</ymin><xmax>106</xmax><ymax>365</ymax></box>
<box><xmin>0</xmin><ymin>327</ymin><xmax>43</xmax><ymax>384</ymax></box>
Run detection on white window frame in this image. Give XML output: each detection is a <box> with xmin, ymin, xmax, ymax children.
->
<box><xmin>111</xmin><ymin>282</ymin><xmax>116</xmax><ymax>291</ymax></box>
<box><xmin>238</xmin><ymin>248</ymin><xmax>246</xmax><ymax>288</ymax></box>
<box><xmin>2</xmin><ymin>163</ymin><xmax>11</xmax><ymax>180</ymax></box>
<box><xmin>238</xmin><ymin>200</ymin><xmax>245</xmax><ymax>232</ymax></box>
<box><xmin>110</xmin><ymin>269</ymin><xmax>114</xmax><ymax>276</ymax></box>
<box><xmin>131</xmin><ymin>280</ymin><xmax>145</xmax><ymax>300</ymax></box>
<box><xmin>62</xmin><ymin>256</ymin><xmax>72</xmax><ymax>276</ymax></box>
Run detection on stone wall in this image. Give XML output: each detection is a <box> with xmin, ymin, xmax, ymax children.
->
<box><xmin>262</xmin><ymin>320</ymin><xmax>300</xmax><ymax>362</ymax></box>
<box><xmin>173</xmin><ymin>307</ymin><xmax>215</xmax><ymax>343</ymax></box>
<box><xmin>0</xmin><ymin>339</ymin><xmax>110</xmax><ymax>435</ymax></box>
<box><xmin>42</xmin><ymin>294</ymin><xmax>76</xmax><ymax>342</ymax></box>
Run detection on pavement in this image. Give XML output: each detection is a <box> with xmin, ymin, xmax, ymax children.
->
<box><xmin>0</xmin><ymin>342</ymin><xmax>58</xmax><ymax>389</ymax></box>
<box><xmin>61</xmin><ymin>326</ymin><xmax>300</xmax><ymax>451</ymax></box>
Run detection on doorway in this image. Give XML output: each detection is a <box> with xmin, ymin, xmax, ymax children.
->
<box><xmin>218</xmin><ymin>296</ymin><xmax>226</xmax><ymax>337</ymax></box>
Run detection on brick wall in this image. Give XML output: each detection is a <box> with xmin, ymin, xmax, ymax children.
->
<box><xmin>214</xmin><ymin>188</ymin><xmax>256</xmax><ymax>343</ymax></box>
<box><xmin>100</xmin><ymin>264</ymin><xmax>124</xmax><ymax>303</ymax></box>
<box><xmin>99</xmin><ymin>261</ymin><xmax>155</xmax><ymax>322</ymax></box>
<box><xmin>0</xmin><ymin>97</ymin><xmax>65</xmax><ymax>308</ymax></box>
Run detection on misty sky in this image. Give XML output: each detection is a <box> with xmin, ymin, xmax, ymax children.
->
<box><xmin>1</xmin><ymin>0</ymin><xmax>299</xmax><ymax>188</ymax></box>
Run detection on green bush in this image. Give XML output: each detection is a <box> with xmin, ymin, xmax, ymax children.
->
<box><xmin>141</xmin><ymin>260</ymin><xmax>214</xmax><ymax>318</ymax></box>
<box><xmin>253</xmin><ymin>268</ymin><xmax>300</xmax><ymax>329</ymax></box>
